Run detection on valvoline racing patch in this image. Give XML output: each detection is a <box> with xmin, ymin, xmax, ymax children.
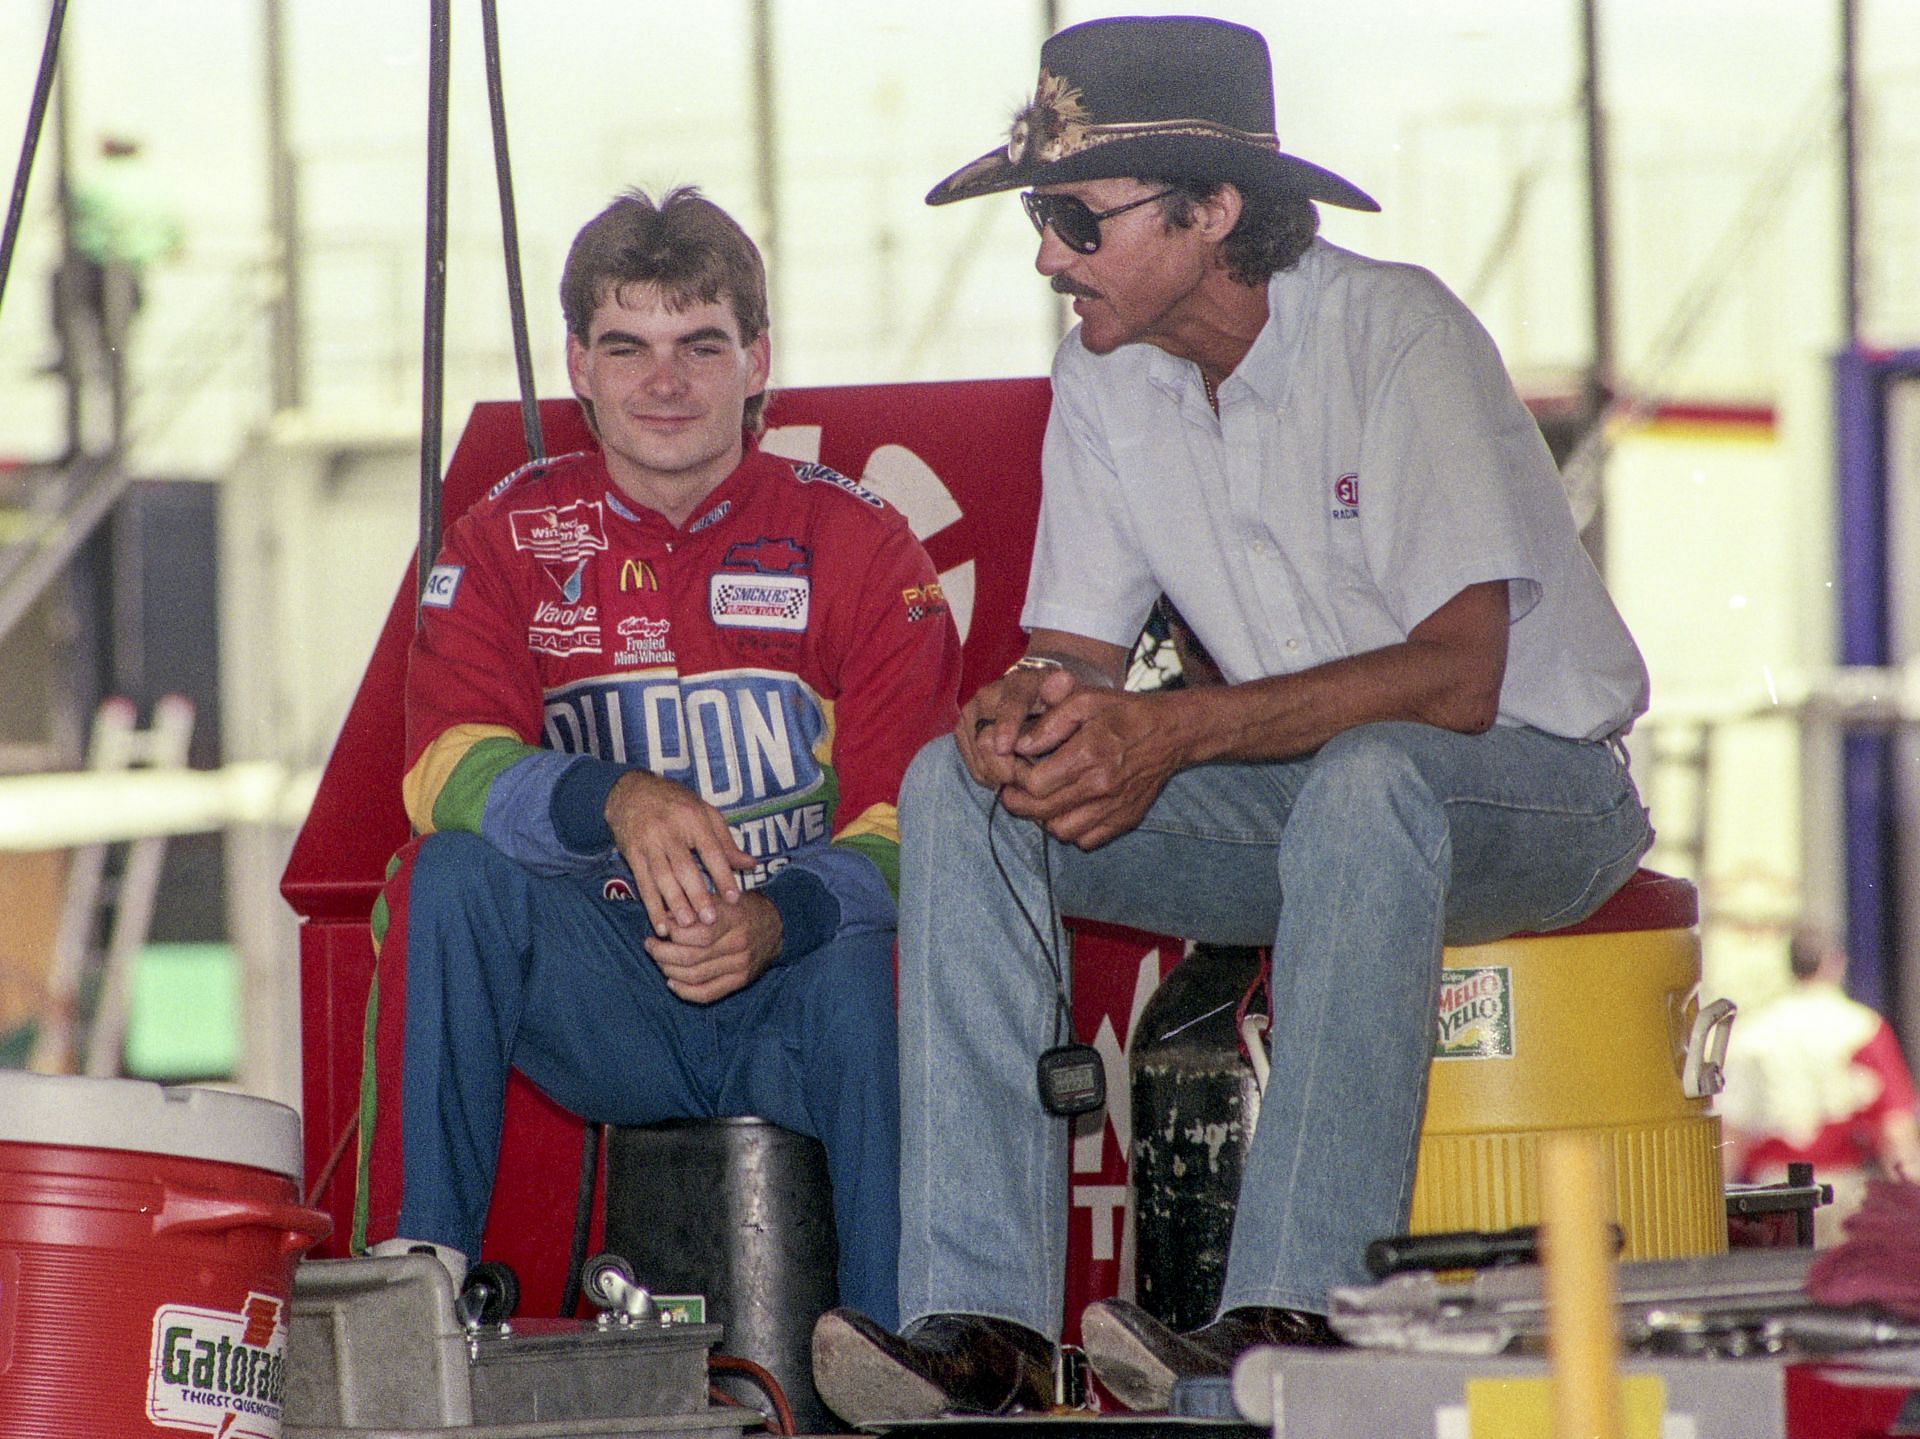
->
<box><xmin>709</xmin><ymin>572</ymin><xmax>810</xmax><ymax>632</ymax></box>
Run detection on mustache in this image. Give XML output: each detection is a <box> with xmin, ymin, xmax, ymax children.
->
<box><xmin>1050</xmin><ymin>274</ymin><xmax>1100</xmax><ymax>302</ymax></box>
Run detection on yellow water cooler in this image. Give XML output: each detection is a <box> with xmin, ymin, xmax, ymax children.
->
<box><xmin>1408</xmin><ymin>869</ymin><xmax>1734</xmax><ymax>1259</ymax></box>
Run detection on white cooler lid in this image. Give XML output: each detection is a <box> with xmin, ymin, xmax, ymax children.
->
<box><xmin>0</xmin><ymin>1072</ymin><xmax>304</xmax><ymax>1181</ymax></box>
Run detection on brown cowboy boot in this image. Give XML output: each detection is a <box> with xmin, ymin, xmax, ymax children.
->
<box><xmin>812</xmin><ymin>1307</ymin><xmax>1056</xmax><ymax>1426</ymax></box>
<box><xmin>1080</xmin><ymin>1299</ymin><xmax>1340</xmax><ymax>1412</ymax></box>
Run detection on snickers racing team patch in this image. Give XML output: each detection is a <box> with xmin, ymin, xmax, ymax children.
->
<box><xmin>709</xmin><ymin>572</ymin><xmax>810</xmax><ymax>632</ymax></box>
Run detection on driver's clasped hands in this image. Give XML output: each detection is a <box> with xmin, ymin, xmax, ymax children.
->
<box><xmin>956</xmin><ymin>661</ymin><xmax>1180</xmax><ymax>850</ymax></box>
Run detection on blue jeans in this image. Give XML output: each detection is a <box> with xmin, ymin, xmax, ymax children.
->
<box><xmin>896</xmin><ymin>720</ymin><xmax>1651</xmax><ymax>1333</ymax></box>
<box><xmin>389</xmin><ymin>831</ymin><xmax>901</xmax><ymax>1326</ymax></box>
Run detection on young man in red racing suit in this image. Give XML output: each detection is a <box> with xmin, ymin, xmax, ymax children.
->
<box><xmin>355</xmin><ymin>187</ymin><xmax>962</xmax><ymax>1326</ymax></box>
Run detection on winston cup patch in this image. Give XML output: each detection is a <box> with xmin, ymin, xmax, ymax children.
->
<box><xmin>1434</xmin><ymin>965</ymin><xmax>1515</xmax><ymax>1060</ymax></box>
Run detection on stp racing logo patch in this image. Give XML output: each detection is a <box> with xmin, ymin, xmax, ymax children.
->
<box><xmin>1332</xmin><ymin>473</ymin><xmax>1359</xmax><ymax>520</ymax></box>
<box><xmin>1434</xmin><ymin>966</ymin><xmax>1514</xmax><ymax>1060</ymax></box>
<box><xmin>147</xmin><ymin>1291</ymin><xmax>288</xmax><ymax>1438</ymax></box>
<box><xmin>710</xmin><ymin>572</ymin><xmax>810</xmax><ymax>632</ymax></box>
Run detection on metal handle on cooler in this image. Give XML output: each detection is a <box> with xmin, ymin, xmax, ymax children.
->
<box><xmin>1681</xmin><ymin>997</ymin><xmax>1737</xmax><ymax>1099</ymax></box>
<box><xmin>151</xmin><ymin>1185</ymin><xmax>334</xmax><ymax>1252</ymax></box>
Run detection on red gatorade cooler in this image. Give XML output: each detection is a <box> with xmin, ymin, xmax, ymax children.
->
<box><xmin>0</xmin><ymin>1072</ymin><xmax>331</xmax><ymax>1438</ymax></box>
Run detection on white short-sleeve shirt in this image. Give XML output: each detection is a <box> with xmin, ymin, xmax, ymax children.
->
<box><xmin>1021</xmin><ymin>239</ymin><xmax>1649</xmax><ymax>742</ymax></box>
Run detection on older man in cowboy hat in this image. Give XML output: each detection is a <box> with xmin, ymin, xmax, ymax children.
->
<box><xmin>812</xmin><ymin>14</ymin><xmax>1653</xmax><ymax>1421</ymax></box>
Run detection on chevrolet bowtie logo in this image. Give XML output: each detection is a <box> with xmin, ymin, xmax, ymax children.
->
<box><xmin>620</xmin><ymin>559</ymin><xmax>659</xmax><ymax>591</ymax></box>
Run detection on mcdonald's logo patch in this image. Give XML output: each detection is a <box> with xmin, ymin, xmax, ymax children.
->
<box><xmin>621</xmin><ymin>559</ymin><xmax>659</xmax><ymax>591</ymax></box>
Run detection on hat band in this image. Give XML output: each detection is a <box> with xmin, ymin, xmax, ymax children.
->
<box><xmin>1019</xmin><ymin>116</ymin><xmax>1281</xmax><ymax>168</ymax></box>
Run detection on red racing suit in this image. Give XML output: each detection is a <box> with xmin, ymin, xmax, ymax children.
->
<box><xmin>353</xmin><ymin>439</ymin><xmax>962</xmax><ymax>1259</ymax></box>
<box><xmin>399</xmin><ymin>438</ymin><xmax>963</xmax><ymax>938</ymax></box>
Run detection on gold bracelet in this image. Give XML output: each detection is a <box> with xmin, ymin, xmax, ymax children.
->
<box><xmin>1006</xmin><ymin>655</ymin><xmax>1067</xmax><ymax>677</ymax></box>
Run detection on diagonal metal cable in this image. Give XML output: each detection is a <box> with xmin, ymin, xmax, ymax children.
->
<box><xmin>0</xmin><ymin>0</ymin><xmax>67</xmax><ymax>320</ymax></box>
<box><xmin>481</xmin><ymin>0</ymin><xmax>544</xmax><ymax>466</ymax></box>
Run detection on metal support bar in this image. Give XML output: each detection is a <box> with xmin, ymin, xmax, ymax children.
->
<box><xmin>264</xmin><ymin>0</ymin><xmax>304</xmax><ymax>411</ymax></box>
<box><xmin>1579</xmin><ymin>0</ymin><xmax>1616</xmax><ymax>403</ymax></box>
<box><xmin>1839</xmin><ymin>0</ymin><xmax>1861</xmax><ymax>344</ymax></box>
<box><xmin>750</xmin><ymin>0</ymin><xmax>779</xmax><ymax>312</ymax></box>
<box><xmin>418</xmin><ymin>0</ymin><xmax>452</xmax><ymax>613</ymax></box>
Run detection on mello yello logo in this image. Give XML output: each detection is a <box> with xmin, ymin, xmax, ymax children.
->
<box><xmin>1434</xmin><ymin>966</ymin><xmax>1515</xmax><ymax>1059</ymax></box>
<box><xmin>147</xmin><ymin>1292</ymin><xmax>288</xmax><ymax>1439</ymax></box>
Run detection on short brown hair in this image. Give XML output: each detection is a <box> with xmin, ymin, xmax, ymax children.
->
<box><xmin>560</xmin><ymin>186</ymin><xmax>771</xmax><ymax>432</ymax></box>
<box><xmin>1153</xmin><ymin>176</ymin><xmax>1319</xmax><ymax>287</ymax></box>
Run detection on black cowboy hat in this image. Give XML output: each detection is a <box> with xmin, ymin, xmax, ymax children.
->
<box><xmin>926</xmin><ymin>15</ymin><xmax>1377</xmax><ymax>212</ymax></box>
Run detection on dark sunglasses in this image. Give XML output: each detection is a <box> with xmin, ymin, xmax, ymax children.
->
<box><xmin>1021</xmin><ymin>188</ymin><xmax>1175</xmax><ymax>255</ymax></box>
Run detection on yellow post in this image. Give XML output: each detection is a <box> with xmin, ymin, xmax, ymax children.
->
<box><xmin>1542</xmin><ymin>1132</ymin><xmax>1622</xmax><ymax>1439</ymax></box>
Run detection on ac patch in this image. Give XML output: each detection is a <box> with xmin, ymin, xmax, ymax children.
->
<box><xmin>421</xmin><ymin>564</ymin><xmax>463</xmax><ymax>609</ymax></box>
<box><xmin>710</xmin><ymin>572</ymin><xmax>810</xmax><ymax>632</ymax></box>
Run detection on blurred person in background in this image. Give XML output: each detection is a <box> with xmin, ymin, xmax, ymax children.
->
<box><xmin>1721</xmin><ymin>926</ymin><xmax>1920</xmax><ymax>1245</ymax></box>
<box><xmin>52</xmin><ymin>135</ymin><xmax>184</xmax><ymax>452</ymax></box>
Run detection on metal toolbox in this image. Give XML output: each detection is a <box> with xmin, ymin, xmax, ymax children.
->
<box><xmin>284</xmin><ymin>1254</ymin><xmax>755</xmax><ymax>1439</ymax></box>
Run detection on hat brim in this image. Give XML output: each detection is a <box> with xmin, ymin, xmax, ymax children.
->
<box><xmin>926</xmin><ymin>135</ymin><xmax>1378</xmax><ymax>212</ymax></box>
